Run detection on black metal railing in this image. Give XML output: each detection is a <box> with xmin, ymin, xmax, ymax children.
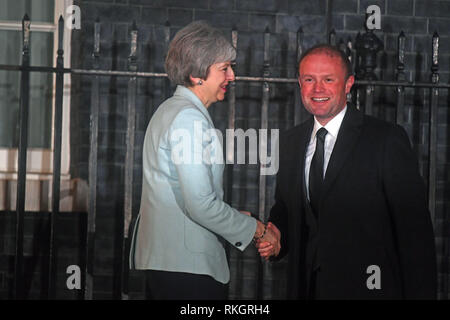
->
<box><xmin>1</xmin><ymin>14</ymin><xmax>448</xmax><ymax>300</ymax></box>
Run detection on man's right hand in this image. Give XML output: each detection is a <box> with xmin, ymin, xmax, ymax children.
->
<box><xmin>255</xmin><ymin>222</ymin><xmax>281</xmax><ymax>260</ymax></box>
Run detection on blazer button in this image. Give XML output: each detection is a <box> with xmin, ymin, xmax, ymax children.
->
<box><xmin>235</xmin><ymin>242</ymin><xmax>242</xmax><ymax>247</ymax></box>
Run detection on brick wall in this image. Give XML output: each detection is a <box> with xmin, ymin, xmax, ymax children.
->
<box><xmin>1</xmin><ymin>0</ymin><xmax>448</xmax><ymax>299</ymax></box>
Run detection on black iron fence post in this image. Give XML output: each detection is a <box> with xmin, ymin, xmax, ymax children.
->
<box><xmin>85</xmin><ymin>18</ymin><xmax>101</xmax><ymax>300</ymax></box>
<box><xmin>428</xmin><ymin>32</ymin><xmax>439</xmax><ymax>224</ymax></box>
<box><xmin>257</xmin><ymin>27</ymin><xmax>271</xmax><ymax>300</ymax></box>
<box><xmin>47</xmin><ymin>15</ymin><xmax>65</xmax><ymax>299</ymax></box>
<box><xmin>121</xmin><ymin>21</ymin><xmax>138</xmax><ymax>300</ymax></box>
<box><xmin>396</xmin><ymin>31</ymin><xmax>406</xmax><ymax>126</ymax></box>
<box><xmin>14</xmin><ymin>14</ymin><xmax>31</xmax><ymax>300</ymax></box>
<box><xmin>224</xmin><ymin>27</ymin><xmax>237</xmax><ymax>208</ymax></box>
<box><xmin>294</xmin><ymin>27</ymin><xmax>303</xmax><ymax>126</ymax></box>
<box><xmin>223</xmin><ymin>27</ymin><xmax>238</xmax><ymax>299</ymax></box>
<box><xmin>163</xmin><ymin>21</ymin><xmax>171</xmax><ymax>100</ymax></box>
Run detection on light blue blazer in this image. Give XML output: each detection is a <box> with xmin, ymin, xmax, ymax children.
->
<box><xmin>129</xmin><ymin>85</ymin><xmax>257</xmax><ymax>284</ymax></box>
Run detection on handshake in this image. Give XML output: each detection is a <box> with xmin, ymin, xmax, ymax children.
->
<box><xmin>241</xmin><ymin>211</ymin><xmax>281</xmax><ymax>260</ymax></box>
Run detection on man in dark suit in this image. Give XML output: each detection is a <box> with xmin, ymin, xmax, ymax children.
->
<box><xmin>257</xmin><ymin>44</ymin><xmax>437</xmax><ymax>299</ymax></box>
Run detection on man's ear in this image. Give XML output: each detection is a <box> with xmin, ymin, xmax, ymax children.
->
<box><xmin>298</xmin><ymin>77</ymin><xmax>302</xmax><ymax>88</ymax></box>
<box><xmin>345</xmin><ymin>75</ymin><xmax>355</xmax><ymax>93</ymax></box>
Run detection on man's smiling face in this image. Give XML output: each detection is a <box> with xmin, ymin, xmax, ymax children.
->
<box><xmin>298</xmin><ymin>52</ymin><xmax>354</xmax><ymax>126</ymax></box>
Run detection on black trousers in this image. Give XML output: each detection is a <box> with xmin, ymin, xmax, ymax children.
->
<box><xmin>145</xmin><ymin>270</ymin><xmax>228</xmax><ymax>300</ymax></box>
<box><xmin>308</xmin><ymin>269</ymin><xmax>319</xmax><ymax>300</ymax></box>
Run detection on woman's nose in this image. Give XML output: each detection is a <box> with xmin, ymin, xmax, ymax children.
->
<box><xmin>227</xmin><ymin>67</ymin><xmax>235</xmax><ymax>81</ymax></box>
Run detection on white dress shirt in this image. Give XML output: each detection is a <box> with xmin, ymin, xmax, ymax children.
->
<box><xmin>305</xmin><ymin>106</ymin><xmax>347</xmax><ymax>200</ymax></box>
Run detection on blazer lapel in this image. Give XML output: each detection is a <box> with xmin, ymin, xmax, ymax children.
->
<box><xmin>297</xmin><ymin>119</ymin><xmax>314</xmax><ymax>208</ymax></box>
<box><xmin>287</xmin><ymin>118</ymin><xmax>314</xmax><ymax>222</ymax></box>
<box><xmin>284</xmin><ymin>118</ymin><xmax>313</xmax><ymax>218</ymax></box>
<box><xmin>321</xmin><ymin>104</ymin><xmax>364</xmax><ymax>200</ymax></box>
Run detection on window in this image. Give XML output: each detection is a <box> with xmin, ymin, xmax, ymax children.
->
<box><xmin>0</xmin><ymin>0</ymin><xmax>72</xmax><ymax>179</ymax></box>
<box><xmin>0</xmin><ymin>1</ymin><xmax>76</xmax><ymax>211</ymax></box>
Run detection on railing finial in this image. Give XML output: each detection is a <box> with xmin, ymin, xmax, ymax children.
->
<box><xmin>396</xmin><ymin>31</ymin><xmax>406</xmax><ymax>82</ymax></box>
<box><xmin>164</xmin><ymin>21</ymin><xmax>171</xmax><ymax>49</ymax></box>
<box><xmin>329</xmin><ymin>28</ymin><xmax>336</xmax><ymax>46</ymax></box>
<box><xmin>22</xmin><ymin>14</ymin><xmax>30</xmax><ymax>55</ymax></box>
<box><xmin>128</xmin><ymin>21</ymin><xmax>138</xmax><ymax>72</ymax></box>
<box><xmin>263</xmin><ymin>27</ymin><xmax>270</xmax><ymax>78</ymax></box>
<box><xmin>431</xmin><ymin>31</ymin><xmax>439</xmax><ymax>84</ymax></box>
<box><xmin>296</xmin><ymin>27</ymin><xmax>303</xmax><ymax>65</ymax></box>
<box><xmin>355</xmin><ymin>22</ymin><xmax>383</xmax><ymax>80</ymax></box>
<box><xmin>93</xmin><ymin>19</ymin><xmax>101</xmax><ymax>58</ymax></box>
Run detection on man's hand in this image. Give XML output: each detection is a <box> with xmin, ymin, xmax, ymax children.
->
<box><xmin>256</xmin><ymin>222</ymin><xmax>281</xmax><ymax>260</ymax></box>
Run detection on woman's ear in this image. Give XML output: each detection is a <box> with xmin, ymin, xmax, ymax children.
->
<box><xmin>189</xmin><ymin>75</ymin><xmax>203</xmax><ymax>86</ymax></box>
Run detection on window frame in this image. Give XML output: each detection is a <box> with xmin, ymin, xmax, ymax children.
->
<box><xmin>0</xmin><ymin>0</ymin><xmax>72</xmax><ymax>181</ymax></box>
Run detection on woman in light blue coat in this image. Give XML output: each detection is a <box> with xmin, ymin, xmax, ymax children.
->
<box><xmin>129</xmin><ymin>21</ymin><xmax>276</xmax><ymax>300</ymax></box>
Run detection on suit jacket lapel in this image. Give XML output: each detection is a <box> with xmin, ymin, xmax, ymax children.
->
<box><xmin>321</xmin><ymin>104</ymin><xmax>364</xmax><ymax>200</ymax></box>
<box><xmin>300</xmin><ymin>117</ymin><xmax>314</xmax><ymax>206</ymax></box>
<box><xmin>286</xmin><ymin>118</ymin><xmax>314</xmax><ymax>219</ymax></box>
<box><xmin>297</xmin><ymin>119</ymin><xmax>314</xmax><ymax>209</ymax></box>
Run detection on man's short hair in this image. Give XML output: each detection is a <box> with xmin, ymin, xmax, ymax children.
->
<box><xmin>298</xmin><ymin>44</ymin><xmax>353</xmax><ymax>79</ymax></box>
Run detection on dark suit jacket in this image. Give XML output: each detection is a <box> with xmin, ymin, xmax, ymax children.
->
<box><xmin>269</xmin><ymin>104</ymin><xmax>437</xmax><ymax>299</ymax></box>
